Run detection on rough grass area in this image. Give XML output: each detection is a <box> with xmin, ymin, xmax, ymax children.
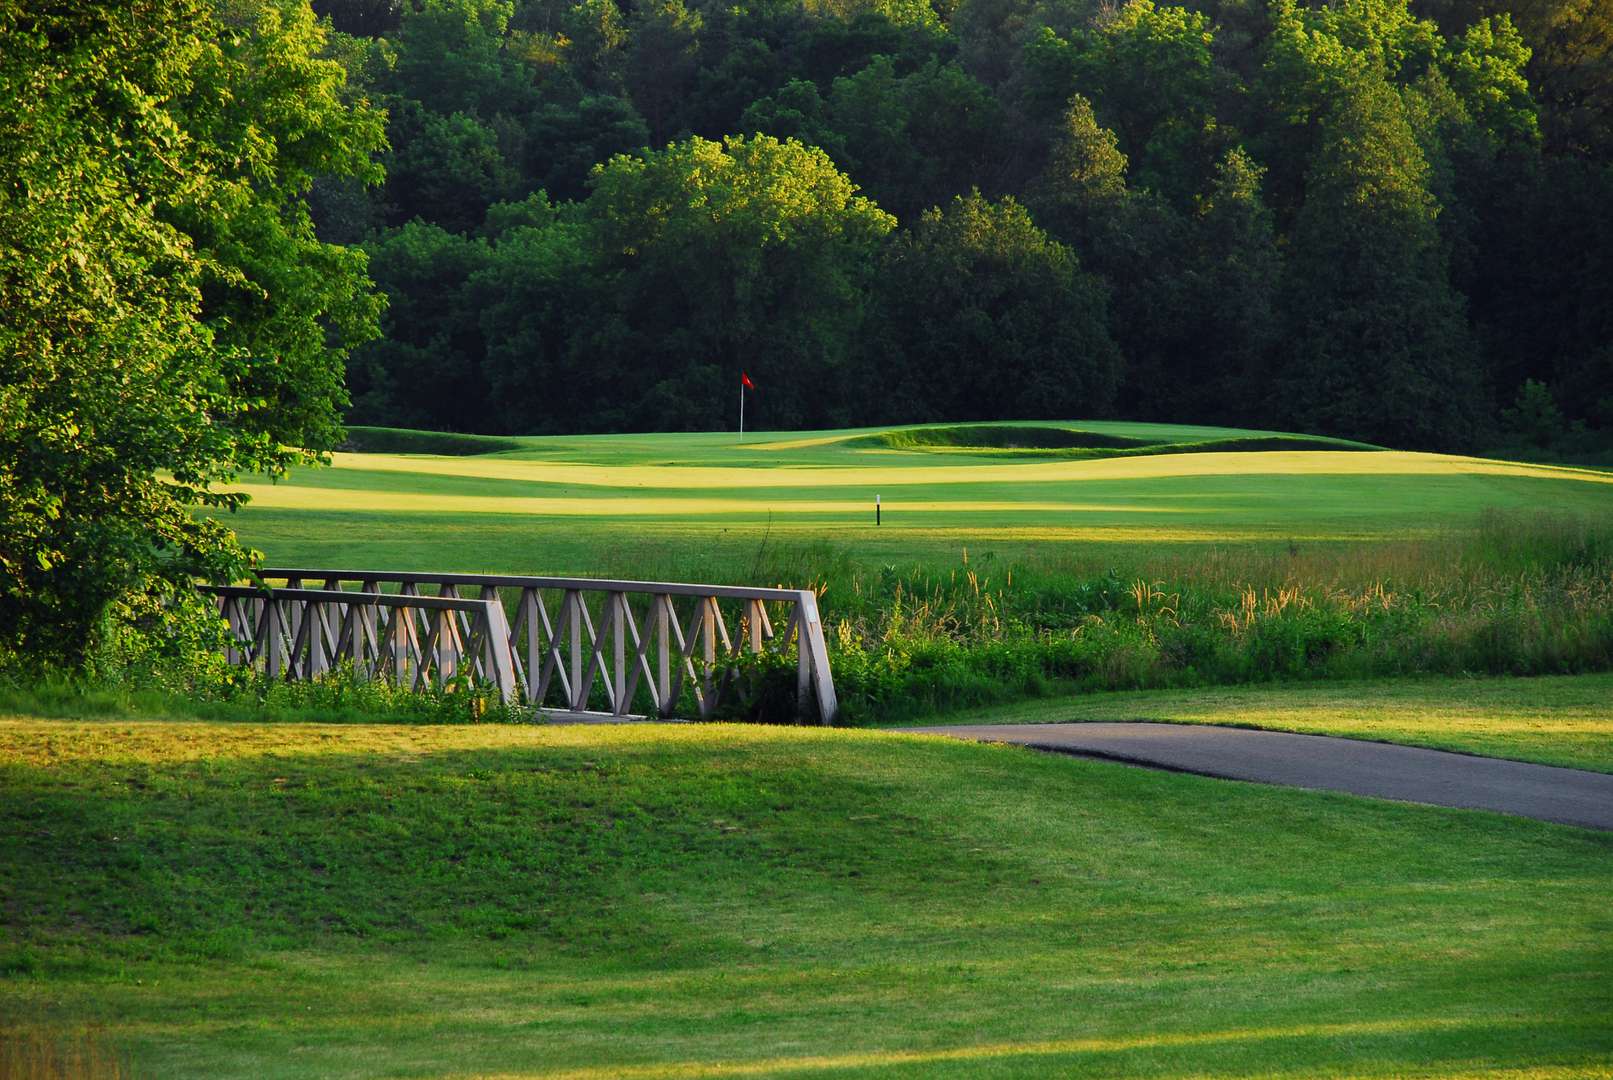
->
<box><xmin>1</xmin><ymin>719</ymin><xmax>1610</xmax><ymax>1078</ymax></box>
<box><xmin>925</xmin><ymin>673</ymin><xmax>1613</xmax><ymax>773</ymax></box>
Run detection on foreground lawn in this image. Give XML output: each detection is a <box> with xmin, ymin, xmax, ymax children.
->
<box><xmin>2</xmin><ymin>719</ymin><xmax>1610</xmax><ymax>1077</ymax></box>
<box><xmin>925</xmin><ymin>674</ymin><xmax>1613</xmax><ymax>773</ymax></box>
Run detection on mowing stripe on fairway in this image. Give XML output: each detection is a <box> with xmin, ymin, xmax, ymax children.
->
<box><xmin>235</xmin><ymin>449</ymin><xmax>1613</xmax><ymax>492</ymax></box>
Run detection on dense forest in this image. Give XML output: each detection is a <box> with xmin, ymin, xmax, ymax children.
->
<box><xmin>309</xmin><ymin>0</ymin><xmax>1613</xmax><ymax>451</ymax></box>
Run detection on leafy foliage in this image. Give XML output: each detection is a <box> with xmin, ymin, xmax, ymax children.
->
<box><xmin>1276</xmin><ymin>75</ymin><xmax>1485</xmax><ymax>449</ymax></box>
<box><xmin>587</xmin><ymin>134</ymin><xmax>896</xmax><ymax>428</ymax></box>
<box><xmin>866</xmin><ymin>191</ymin><xmax>1121</xmax><ymax>421</ymax></box>
<box><xmin>350</xmin><ymin>135</ymin><xmax>897</xmax><ymax>432</ymax></box>
<box><xmin>0</xmin><ymin>0</ymin><xmax>384</xmax><ymax>666</ymax></box>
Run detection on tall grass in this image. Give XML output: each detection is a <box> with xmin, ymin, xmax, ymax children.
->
<box><xmin>4</xmin><ymin>512</ymin><xmax>1609</xmax><ymax>726</ymax></box>
<box><xmin>0</xmin><ymin>1026</ymin><xmax>129</xmax><ymax>1080</ymax></box>
<box><xmin>799</xmin><ymin>510</ymin><xmax>1613</xmax><ymax>722</ymax></box>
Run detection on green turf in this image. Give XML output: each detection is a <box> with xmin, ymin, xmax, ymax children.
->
<box><xmin>1</xmin><ymin>716</ymin><xmax>1610</xmax><ymax>1078</ymax></box>
<box><xmin>217</xmin><ymin>420</ymin><xmax>1613</xmax><ymax>577</ymax></box>
<box><xmin>922</xmin><ymin>673</ymin><xmax>1613</xmax><ymax>773</ymax></box>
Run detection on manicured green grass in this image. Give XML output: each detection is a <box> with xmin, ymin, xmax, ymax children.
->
<box><xmin>219</xmin><ymin>421</ymin><xmax>1613</xmax><ymax>576</ymax></box>
<box><xmin>925</xmin><ymin>673</ymin><xmax>1613</xmax><ymax>773</ymax></box>
<box><xmin>17</xmin><ymin>424</ymin><xmax>1598</xmax><ymax>1076</ymax></box>
<box><xmin>2</xmin><ymin>717</ymin><xmax>1610</xmax><ymax>1078</ymax></box>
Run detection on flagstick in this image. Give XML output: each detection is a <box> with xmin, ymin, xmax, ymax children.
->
<box><xmin>739</xmin><ymin>383</ymin><xmax>745</xmax><ymax>443</ymax></box>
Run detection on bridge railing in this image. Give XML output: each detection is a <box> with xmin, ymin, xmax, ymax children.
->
<box><xmin>206</xmin><ymin>586</ymin><xmax>518</xmax><ymax>704</ymax></box>
<box><xmin>207</xmin><ymin>570</ymin><xmax>838</xmax><ymax>724</ymax></box>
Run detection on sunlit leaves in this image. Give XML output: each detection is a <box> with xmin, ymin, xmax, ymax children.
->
<box><xmin>0</xmin><ymin>0</ymin><xmax>384</xmax><ymax>666</ymax></box>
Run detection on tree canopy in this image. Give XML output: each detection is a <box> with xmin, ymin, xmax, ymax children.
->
<box><xmin>867</xmin><ymin>191</ymin><xmax>1121</xmax><ymax>422</ymax></box>
<box><xmin>585</xmin><ymin>134</ymin><xmax>896</xmax><ymax>428</ymax></box>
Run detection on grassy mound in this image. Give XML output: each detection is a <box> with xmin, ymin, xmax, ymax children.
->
<box><xmin>339</xmin><ymin>425</ymin><xmax>526</xmax><ymax>455</ymax></box>
<box><xmin>855</xmin><ymin>424</ymin><xmax>1378</xmax><ymax>457</ymax></box>
<box><xmin>858</xmin><ymin>424</ymin><xmax>1155</xmax><ymax>451</ymax></box>
<box><xmin>1</xmin><ymin>718</ymin><xmax>1608</xmax><ymax>1077</ymax></box>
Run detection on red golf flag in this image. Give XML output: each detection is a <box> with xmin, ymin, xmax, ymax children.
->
<box><xmin>741</xmin><ymin>371</ymin><xmax>755</xmax><ymax>390</ymax></box>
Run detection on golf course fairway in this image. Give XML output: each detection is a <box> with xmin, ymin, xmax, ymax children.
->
<box><xmin>221</xmin><ymin>421</ymin><xmax>1613</xmax><ymax>574</ymax></box>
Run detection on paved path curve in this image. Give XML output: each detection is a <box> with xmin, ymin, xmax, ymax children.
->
<box><xmin>900</xmin><ymin>722</ymin><xmax>1613</xmax><ymax>830</ymax></box>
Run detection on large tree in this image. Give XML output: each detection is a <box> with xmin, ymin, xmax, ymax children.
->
<box><xmin>1276</xmin><ymin>76</ymin><xmax>1484</xmax><ymax>450</ymax></box>
<box><xmin>347</xmin><ymin>221</ymin><xmax>494</xmax><ymax>430</ymax></box>
<box><xmin>583</xmin><ymin>134</ymin><xmax>895</xmax><ymax>429</ymax></box>
<box><xmin>741</xmin><ymin>56</ymin><xmax>1008</xmax><ymax>221</ymax></box>
<box><xmin>0</xmin><ymin>0</ymin><xmax>385</xmax><ymax>666</ymax></box>
<box><xmin>866</xmin><ymin>191</ymin><xmax>1122</xmax><ymax>422</ymax></box>
<box><xmin>1180</xmin><ymin>147</ymin><xmax>1283</xmax><ymax>421</ymax></box>
<box><xmin>1028</xmin><ymin>95</ymin><xmax>1194</xmax><ymax>421</ymax></box>
<box><xmin>472</xmin><ymin>196</ymin><xmax>599</xmax><ymax>435</ymax></box>
<box><xmin>1413</xmin><ymin>0</ymin><xmax>1612</xmax><ymax>156</ymax></box>
<box><xmin>1024</xmin><ymin>0</ymin><xmax>1228</xmax><ymax>206</ymax></box>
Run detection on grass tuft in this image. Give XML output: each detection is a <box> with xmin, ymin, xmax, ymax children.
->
<box><xmin>0</xmin><ymin>1026</ymin><xmax>130</xmax><ymax>1080</ymax></box>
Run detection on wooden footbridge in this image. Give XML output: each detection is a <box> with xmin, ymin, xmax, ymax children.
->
<box><xmin>204</xmin><ymin>570</ymin><xmax>838</xmax><ymax>724</ymax></box>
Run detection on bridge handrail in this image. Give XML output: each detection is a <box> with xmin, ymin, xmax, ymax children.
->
<box><xmin>209</xmin><ymin>585</ymin><xmax>494</xmax><ymax>611</ymax></box>
<box><xmin>202</xmin><ymin>585</ymin><xmax>517</xmax><ymax>704</ymax></box>
<box><xmin>259</xmin><ymin>568</ymin><xmax>810</xmax><ymax>603</ymax></box>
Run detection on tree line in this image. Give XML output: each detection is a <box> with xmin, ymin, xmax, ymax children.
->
<box><xmin>317</xmin><ymin>0</ymin><xmax>1613</xmax><ymax>451</ymax></box>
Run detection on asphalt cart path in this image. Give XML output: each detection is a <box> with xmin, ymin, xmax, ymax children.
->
<box><xmin>900</xmin><ymin>721</ymin><xmax>1613</xmax><ymax>830</ymax></box>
